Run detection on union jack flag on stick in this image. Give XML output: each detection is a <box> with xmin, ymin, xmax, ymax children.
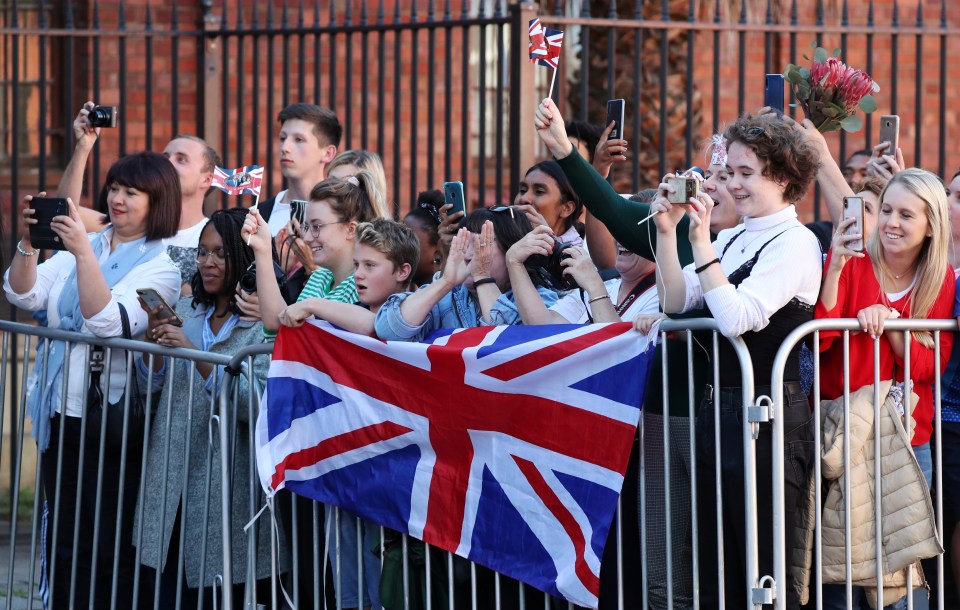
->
<box><xmin>211</xmin><ymin>164</ymin><xmax>265</xmax><ymax>205</ymax></box>
<box><xmin>528</xmin><ymin>18</ymin><xmax>548</xmax><ymax>60</ymax></box>
<box><xmin>256</xmin><ymin>320</ymin><xmax>655</xmax><ymax>608</ymax></box>
<box><xmin>528</xmin><ymin>23</ymin><xmax>564</xmax><ymax>99</ymax></box>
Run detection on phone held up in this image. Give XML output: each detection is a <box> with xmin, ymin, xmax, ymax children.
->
<box><xmin>28</xmin><ymin>197</ymin><xmax>70</xmax><ymax>251</ymax></box>
<box><xmin>764</xmin><ymin>74</ymin><xmax>785</xmax><ymax>114</ymax></box>
<box><xmin>842</xmin><ymin>196</ymin><xmax>865</xmax><ymax>253</ymax></box>
<box><xmin>879</xmin><ymin>115</ymin><xmax>900</xmax><ymax>156</ymax></box>
<box><xmin>605</xmin><ymin>99</ymin><xmax>625</xmax><ymax>141</ymax></box>
<box><xmin>290</xmin><ymin>200</ymin><xmax>308</xmax><ymax>235</ymax></box>
<box><xmin>443</xmin><ymin>181</ymin><xmax>466</xmax><ymax>217</ymax></box>
<box><xmin>136</xmin><ymin>288</ymin><xmax>184</xmax><ymax>326</ymax></box>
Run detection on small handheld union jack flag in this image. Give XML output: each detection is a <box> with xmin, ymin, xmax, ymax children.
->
<box><xmin>528</xmin><ymin>18</ymin><xmax>548</xmax><ymax>61</ymax></box>
<box><xmin>211</xmin><ymin>164</ymin><xmax>265</xmax><ymax>198</ymax></box>
<box><xmin>536</xmin><ymin>27</ymin><xmax>564</xmax><ymax>69</ymax></box>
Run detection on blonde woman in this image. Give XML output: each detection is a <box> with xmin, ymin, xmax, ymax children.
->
<box><xmin>327</xmin><ymin>149</ymin><xmax>391</xmax><ymax>219</ymax></box>
<box><xmin>815</xmin><ymin>168</ymin><xmax>955</xmax><ymax>608</ymax></box>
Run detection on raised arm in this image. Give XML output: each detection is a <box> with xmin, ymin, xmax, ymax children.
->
<box><xmin>534</xmin><ymin>97</ymin><xmax>694</xmax><ymax>265</ymax></box>
<box><xmin>241</xmin><ymin>209</ymin><xmax>286</xmax><ymax>332</ymax></box>
<box><xmin>58</xmin><ymin>102</ymin><xmax>109</xmax><ymax>233</ymax></box>
<box><xmin>397</xmin><ymin>227</ymin><xmax>473</xmax><ymax>328</ymax></box>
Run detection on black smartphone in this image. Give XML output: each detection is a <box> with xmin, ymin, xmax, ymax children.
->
<box><xmin>605</xmin><ymin>98</ymin><xmax>626</xmax><ymax>141</ymax></box>
<box><xmin>879</xmin><ymin>115</ymin><xmax>900</xmax><ymax>156</ymax></box>
<box><xmin>29</xmin><ymin>197</ymin><xmax>69</xmax><ymax>251</ymax></box>
<box><xmin>443</xmin><ymin>181</ymin><xmax>466</xmax><ymax>217</ymax></box>
<box><xmin>764</xmin><ymin>74</ymin><xmax>785</xmax><ymax>114</ymax></box>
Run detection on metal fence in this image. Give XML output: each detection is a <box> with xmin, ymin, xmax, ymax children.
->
<box><xmin>3</xmin><ymin>315</ymin><xmax>960</xmax><ymax>609</ymax></box>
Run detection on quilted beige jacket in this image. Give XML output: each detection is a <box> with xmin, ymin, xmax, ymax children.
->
<box><xmin>791</xmin><ymin>380</ymin><xmax>942</xmax><ymax>608</ymax></box>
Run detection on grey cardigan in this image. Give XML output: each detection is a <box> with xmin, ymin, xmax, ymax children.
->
<box><xmin>134</xmin><ymin>298</ymin><xmax>288</xmax><ymax>587</ymax></box>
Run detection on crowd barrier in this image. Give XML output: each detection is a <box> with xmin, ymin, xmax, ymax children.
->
<box><xmin>2</xmin><ymin>317</ymin><xmax>956</xmax><ymax>610</ymax></box>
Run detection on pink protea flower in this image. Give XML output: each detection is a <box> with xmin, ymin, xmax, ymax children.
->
<box><xmin>838</xmin><ymin>70</ymin><xmax>877</xmax><ymax>109</ymax></box>
<box><xmin>811</xmin><ymin>57</ymin><xmax>847</xmax><ymax>89</ymax></box>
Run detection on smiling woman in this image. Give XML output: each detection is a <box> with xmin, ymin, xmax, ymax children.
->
<box><xmin>813</xmin><ymin>168</ymin><xmax>955</xmax><ymax>607</ymax></box>
<box><xmin>648</xmin><ymin>112</ymin><xmax>822</xmax><ymax>609</ymax></box>
<box><xmin>3</xmin><ymin>151</ymin><xmax>182</xmax><ymax>609</ymax></box>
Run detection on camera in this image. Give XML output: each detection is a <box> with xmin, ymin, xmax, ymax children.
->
<box><xmin>530</xmin><ymin>238</ymin><xmax>578</xmax><ymax>292</ymax></box>
<box><xmin>239</xmin><ymin>261</ymin><xmax>294</xmax><ymax>303</ymax></box>
<box><xmin>89</xmin><ymin>105</ymin><xmax>119</xmax><ymax>128</ymax></box>
<box><xmin>666</xmin><ymin>175</ymin><xmax>701</xmax><ymax>205</ymax></box>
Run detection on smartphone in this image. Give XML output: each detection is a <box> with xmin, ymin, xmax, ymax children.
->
<box><xmin>136</xmin><ymin>288</ymin><xmax>183</xmax><ymax>326</ymax></box>
<box><xmin>879</xmin><ymin>115</ymin><xmax>900</xmax><ymax>156</ymax></box>
<box><xmin>443</xmin><ymin>181</ymin><xmax>466</xmax><ymax>217</ymax></box>
<box><xmin>842</xmin><ymin>196</ymin><xmax>865</xmax><ymax>253</ymax></box>
<box><xmin>290</xmin><ymin>200</ymin><xmax>308</xmax><ymax>226</ymax></box>
<box><xmin>764</xmin><ymin>74</ymin><xmax>785</xmax><ymax>114</ymax></box>
<box><xmin>605</xmin><ymin>98</ymin><xmax>626</xmax><ymax>141</ymax></box>
<box><xmin>28</xmin><ymin>197</ymin><xmax>69</xmax><ymax>251</ymax></box>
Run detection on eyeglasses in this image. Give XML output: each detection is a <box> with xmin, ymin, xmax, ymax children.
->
<box><xmin>304</xmin><ymin>221</ymin><xmax>346</xmax><ymax>238</ymax></box>
<box><xmin>196</xmin><ymin>246</ymin><xmax>227</xmax><ymax>263</ymax></box>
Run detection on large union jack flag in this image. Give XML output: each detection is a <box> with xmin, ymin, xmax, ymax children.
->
<box><xmin>211</xmin><ymin>164</ymin><xmax>264</xmax><ymax>197</ymax></box>
<box><xmin>256</xmin><ymin>321</ymin><xmax>654</xmax><ymax>608</ymax></box>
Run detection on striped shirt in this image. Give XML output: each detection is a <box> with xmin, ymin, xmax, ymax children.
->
<box><xmin>263</xmin><ymin>267</ymin><xmax>358</xmax><ymax>338</ymax></box>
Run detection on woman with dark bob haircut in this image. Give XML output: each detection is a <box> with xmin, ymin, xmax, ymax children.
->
<box><xmin>136</xmin><ymin>207</ymin><xmax>287</xmax><ymax>608</ymax></box>
<box><xmin>95</xmin><ymin>150</ymin><xmax>184</xmax><ymax>240</ymax></box>
<box><xmin>4</xmin><ymin>150</ymin><xmax>182</xmax><ymax>608</ymax></box>
<box><xmin>648</xmin><ymin>112</ymin><xmax>822</xmax><ymax>609</ymax></box>
<box><xmin>375</xmin><ymin>206</ymin><xmax>559</xmax><ymax>343</ymax></box>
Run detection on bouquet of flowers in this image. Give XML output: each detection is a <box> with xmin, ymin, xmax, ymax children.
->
<box><xmin>784</xmin><ymin>43</ymin><xmax>879</xmax><ymax>133</ymax></box>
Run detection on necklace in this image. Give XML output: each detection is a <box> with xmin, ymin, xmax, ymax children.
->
<box><xmin>739</xmin><ymin>231</ymin><xmax>766</xmax><ymax>254</ymax></box>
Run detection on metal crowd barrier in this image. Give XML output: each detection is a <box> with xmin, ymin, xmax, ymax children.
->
<box><xmin>1</xmin><ymin>316</ymin><xmax>821</xmax><ymax>610</ymax></box>
<box><xmin>769</xmin><ymin>318</ymin><xmax>958</xmax><ymax>610</ymax></box>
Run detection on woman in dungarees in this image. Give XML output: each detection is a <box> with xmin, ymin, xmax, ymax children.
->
<box><xmin>649</xmin><ymin>113</ymin><xmax>822</xmax><ymax>609</ymax></box>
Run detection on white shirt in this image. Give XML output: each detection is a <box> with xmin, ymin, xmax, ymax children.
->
<box><xmin>679</xmin><ymin>206</ymin><xmax>821</xmax><ymax>338</ymax></box>
<box><xmin>3</xmin><ymin>230</ymin><xmax>181</xmax><ymax>417</ymax></box>
<box><xmin>549</xmin><ymin>277</ymin><xmax>659</xmax><ymax>323</ymax></box>
<box><xmin>267</xmin><ymin>189</ymin><xmax>291</xmax><ymax>237</ymax></box>
<box><xmin>164</xmin><ymin>218</ymin><xmax>208</xmax><ymax>249</ymax></box>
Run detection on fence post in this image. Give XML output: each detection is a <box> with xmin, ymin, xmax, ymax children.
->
<box><xmin>509</xmin><ymin>1</ymin><xmax>539</xmax><ymax>196</ymax></box>
<box><xmin>202</xmin><ymin>9</ymin><xmax>222</xmax><ymax>148</ymax></box>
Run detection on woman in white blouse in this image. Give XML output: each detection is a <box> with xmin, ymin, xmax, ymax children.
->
<box><xmin>650</xmin><ymin>113</ymin><xmax>822</xmax><ymax>609</ymax></box>
<box><xmin>4</xmin><ymin>151</ymin><xmax>182</xmax><ymax>609</ymax></box>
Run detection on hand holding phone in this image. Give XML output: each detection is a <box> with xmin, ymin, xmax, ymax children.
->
<box><xmin>605</xmin><ymin>99</ymin><xmax>626</xmax><ymax>141</ymax></box>
<box><xmin>443</xmin><ymin>181</ymin><xmax>466</xmax><ymax>217</ymax></box>
<box><xmin>842</xmin><ymin>196</ymin><xmax>865</xmax><ymax>253</ymax></box>
<box><xmin>28</xmin><ymin>197</ymin><xmax>70</xmax><ymax>251</ymax></box>
<box><xmin>137</xmin><ymin>288</ymin><xmax>183</xmax><ymax>326</ymax></box>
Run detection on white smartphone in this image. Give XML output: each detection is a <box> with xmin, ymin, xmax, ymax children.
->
<box><xmin>842</xmin><ymin>196</ymin><xmax>865</xmax><ymax>253</ymax></box>
<box><xmin>136</xmin><ymin>288</ymin><xmax>183</xmax><ymax>326</ymax></box>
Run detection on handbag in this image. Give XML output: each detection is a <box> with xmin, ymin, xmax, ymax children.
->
<box><xmin>85</xmin><ymin>303</ymin><xmax>151</xmax><ymax>451</ymax></box>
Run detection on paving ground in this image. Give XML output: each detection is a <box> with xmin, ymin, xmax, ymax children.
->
<box><xmin>0</xmin><ymin>521</ymin><xmax>43</xmax><ymax>610</ymax></box>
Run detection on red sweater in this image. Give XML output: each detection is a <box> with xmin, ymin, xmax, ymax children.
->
<box><xmin>814</xmin><ymin>251</ymin><xmax>955</xmax><ymax>446</ymax></box>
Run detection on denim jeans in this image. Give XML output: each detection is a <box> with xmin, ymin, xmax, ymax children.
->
<box><xmin>695</xmin><ymin>382</ymin><xmax>814</xmax><ymax>609</ymax></box>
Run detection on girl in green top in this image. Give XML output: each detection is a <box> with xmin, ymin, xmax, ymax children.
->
<box><xmin>241</xmin><ymin>170</ymin><xmax>384</xmax><ymax>332</ymax></box>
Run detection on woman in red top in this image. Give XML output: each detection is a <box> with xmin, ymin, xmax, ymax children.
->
<box><xmin>817</xmin><ymin>168</ymin><xmax>954</xmax><ymax>448</ymax></box>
